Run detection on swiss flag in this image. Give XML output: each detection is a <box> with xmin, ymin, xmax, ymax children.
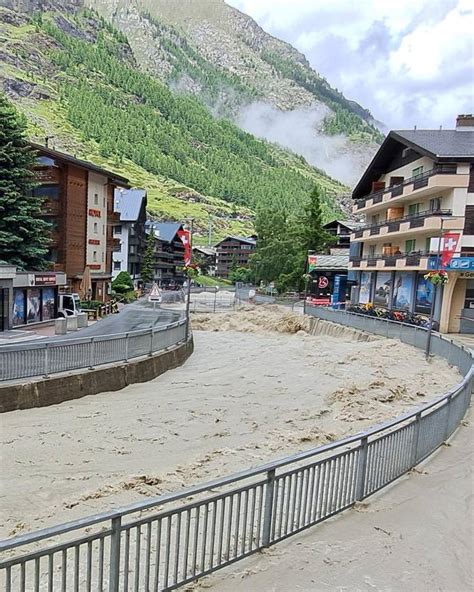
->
<box><xmin>177</xmin><ymin>229</ymin><xmax>192</xmax><ymax>265</ymax></box>
<box><xmin>441</xmin><ymin>232</ymin><xmax>460</xmax><ymax>268</ymax></box>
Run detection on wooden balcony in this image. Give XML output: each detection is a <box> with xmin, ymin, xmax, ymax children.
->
<box><xmin>42</xmin><ymin>200</ymin><xmax>60</xmax><ymax>216</ymax></box>
<box><xmin>35</xmin><ymin>166</ymin><xmax>61</xmax><ymax>183</ymax></box>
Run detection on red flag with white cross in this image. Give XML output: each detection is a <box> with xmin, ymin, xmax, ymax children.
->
<box><xmin>441</xmin><ymin>232</ymin><xmax>460</xmax><ymax>268</ymax></box>
<box><xmin>177</xmin><ymin>229</ymin><xmax>192</xmax><ymax>265</ymax></box>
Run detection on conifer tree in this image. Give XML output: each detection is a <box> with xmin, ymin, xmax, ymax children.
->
<box><xmin>141</xmin><ymin>231</ymin><xmax>156</xmax><ymax>285</ymax></box>
<box><xmin>0</xmin><ymin>94</ymin><xmax>51</xmax><ymax>269</ymax></box>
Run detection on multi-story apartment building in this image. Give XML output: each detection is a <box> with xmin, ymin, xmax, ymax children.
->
<box><xmin>145</xmin><ymin>221</ymin><xmax>186</xmax><ymax>288</ymax></box>
<box><xmin>349</xmin><ymin>115</ymin><xmax>474</xmax><ymax>333</ymax></box>
<box><xmin>113</xmin><ymin>188</ymin><xmax>147</xmax><ymax>286</ymax></box>
<box><xmin>215</xmin><ymin>235</ymin><xmax>256</xmax><ymax>278</ymax></box>
<box><xmin>32</xmin><ymin>143</ymin><xmax>129</xmax><ymax>300</ymax></box>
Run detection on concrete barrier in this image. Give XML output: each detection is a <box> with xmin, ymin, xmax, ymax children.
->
<box><xmin>308</xmin><ymin>317</ymin><xmax>379</xmax><ymax>342</ymax></box>
<box><xmin>0</xmin><ymin>336</ymin><xmax>193</xmax><ymax>413</ymax></box>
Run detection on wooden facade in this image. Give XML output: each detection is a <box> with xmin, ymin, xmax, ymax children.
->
<box><xmin>215</xmin><ymin>236</ymin><xmax>256</xmax><ymax>278</ymax></box>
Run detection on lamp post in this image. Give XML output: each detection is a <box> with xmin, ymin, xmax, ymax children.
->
<box><xmin>425</xmin><ymin>216</ymin><xmax>460</xmax><ymax>359</ymax></box>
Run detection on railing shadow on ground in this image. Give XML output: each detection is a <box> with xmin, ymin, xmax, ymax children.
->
<box><xmin>0</xmin><ymin>306</ymin><xmax>472</xmax><ymax>591</ymax></box>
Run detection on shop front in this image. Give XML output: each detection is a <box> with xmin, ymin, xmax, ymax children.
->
<box><xmin>12</xmin><ymin>272</ymin><xmax>67</xmax><ymax>327</ymax></box>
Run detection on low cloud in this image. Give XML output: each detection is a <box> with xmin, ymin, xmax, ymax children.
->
<box><xmin>236</xmin><ymin>102</ymin><xmax>373</xmax><ymax>186</ymax></box>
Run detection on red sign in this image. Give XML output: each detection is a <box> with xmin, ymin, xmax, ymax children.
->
<box><xmin>177</xmin><ymin>229</ymin><xmax>192</xmax><ymax>266</ymax></box>
<box><xmin>88</xmin><ymin>209</ymin><xmax>102</xmax><ymax>217</ymax></box>
<box><xmin>318</xmin><ymin>276</ymin><xmax>329</xmax><ymax>289</ymax></box>
<box><xmin>88</xmin><ymin>264</ymin><xmax>101</xmax><ymax>270</ymax></box>
<box><xmin>88</xmin><ymin>239</ymin><xmax>101</xmax><ymax>245</ymax></box>
<box><xmin>311</xmin><ymin>297</ymin><xmax>331</xmax><ymax>306</ymax></box>
<box><xmin>34</xmin><ymin>274</ymin><xmax>57</xmax><ymax>286</ymax></box>
<box><xmin>441</xmin><ymin>232</ymin><xmax>461</xmax><ymax>268</ymax></box>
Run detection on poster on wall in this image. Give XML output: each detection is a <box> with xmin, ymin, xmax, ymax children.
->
<box><xmin>42</xmin><ymin>288</ymin><xmax>55</xmax><ymax>321</ymax></box>
<box><xmin>415</xmin><ymin>275</ymin><xmax>434</xmax><ymax>314</ymax></box>
<box><xmin>393</xmin><ymin>272</ymin><xmax>414</xmax><ymax>311</ymax></box>
<box><xmin>27</xmin><ymin>289</ymin><xmax>41</xmax><ymax>323</ymax></box>
<box><xmin>359</xmin><ymin>272</ymin><xmax>372</xmax><ymax>304</ymax></box>
<box><xmin>374</xmin><ymin>272</ymin><xmax>392</xmax><ymax>307</ymax></box>
<box><xmin>12</xmin><ymin>289</ymin><xmax>25</xmax><ymax>326</ymax></box>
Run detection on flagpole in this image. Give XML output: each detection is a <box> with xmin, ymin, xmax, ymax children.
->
<box><xmin>185</xmin><ymin>219</ymin><xmax>194</xmax><ymax>341</ymax></box>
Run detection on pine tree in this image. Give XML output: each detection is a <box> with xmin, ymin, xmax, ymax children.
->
<box><xmin>0</xmin><ymin>94</ymin><xmax>51</xmax><ymax>269</ymax></box>
<box><xmin>141</xmin><ymin>231</ymin><xmax>156</xmax><ymax>285</ymax></box>
<box><xmin>300</xmin><ymin>185</ymin><xmax>335</xmax><ymax>254</ymax></box>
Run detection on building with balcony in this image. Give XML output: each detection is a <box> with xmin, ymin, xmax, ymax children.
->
<box><xmin>31</xmin><ymin>143</ymin><xmax>129</xmax><ymax>300</ymax></box>
<box><xmin>350</xmin><ymin>115</ymin><xmax>474</xmax><ymax>332</ymax></box>
<box><xmin>323</xmin><ymin>219</ymin><xmax>363</xmax><ymax>250</ymax></box>
<box><xmin>113</xmin><ymin>189</ymin><xmax>147</xmax><ymax>286</ymax></box>
<box><xmin>145</xmin><ymin>221</ymin><xmax>186</xmax><ymax>288</ymax></box>
<box><xmin>215</xmin><ymin>236</ymin><xmax>256</xmax><ymax>278</ymax></box>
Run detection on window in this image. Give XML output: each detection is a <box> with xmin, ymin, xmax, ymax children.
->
<box><xmin>405</xmin><ymin>239</ymin><xmax>416</xmax><ymax>253</ymax></box>
<box><xmin>408</xmin><ymin>203</ymin><xmax>420</xmax><ymax>216</ymax></box>
<box><xmin>93</xmin><ymin>251</ymin><xmax>97</xmax><ymax>262</ymax></box>
<box><xmin>34</xmin><ymin>184</ymin><xmax>59</xmax><ymax>199</ymax></box>
<box><xmin>114</xmin><ymin>261</ymin><xmax>121</xmax><ymax>270</ymax></box>
<box><xmin>46</xmin><ymin>248</ymin><xmax>58</xmax><ymax>262</ymax></box>
<box><xmin>368</xmin><ymin>245</ymin><xmax>376</xmax><ymax>257</ymax></box>
<box><xmin>371</xmin><ymin>214</ymin><xmax>380</xmax><ymax>225</ymax></box>
<box><xmin>102</xmin><ymin>252</ymin><xmax>104</xmax><ymax>262</ymax></box>
<box><xmin>412</xmin><ymin>166</ymin><xmax>424</xmax><ymax>178</ymax></box>
<box><xmin>37</xmin><ymin>156</ymin><xmax>57</xmax><ymax>166</ymax></box>
<box><xmin>426</xmin><ymin>237</ymin><xmax>434</xmax><ymax>253</ymax></box>
<box><xmin>93</xmin><ymin>222</ymin><xmax>98</xmax><ymax>234</ymax></box>
<box><xmin>115</xmin><ymin>225</ymin><xmax>122</xmax><ymax>235</ymax></box>
<box><xmin>429</xmin><ymin>197</ymin><xmax>441</xmax><ymax>211</ymax></box>
<box><xmin>94</xmin><ymin>193</ymin><xmax>99</xmax><ymax>205</ymax></box>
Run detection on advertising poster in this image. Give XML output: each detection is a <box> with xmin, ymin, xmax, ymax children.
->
<box><xmin>12</xmin><ymin>289</ymin><xmax>25</xmax><ymax>326</ymax></box>
<box><xmin>393</xmin><ymin>272</ymin><xmax>414</xmax><ymax>311</ymax></box>
<box><xmin>359</xmin><ymin>272</ymin><xmax>372</xmax><ymax>304</ymax></box>
<box><xmin>415</xmin><ymin>275</ymin><xmax>434</xmax><ymax>314</ymax></box>
<box><xmin>42</xmin><ymin>288</ymin><xmax>55</xmax><ymax>321</ymax></box>
<box><xmin>27</xmin><ymin>289</ymin><xmax>41</xmax><ymax>323</ymax></box>
<box><xmin>374</xmin><ymin>272</ymin><xmax>392</xmax><ymax>307</ymax></box>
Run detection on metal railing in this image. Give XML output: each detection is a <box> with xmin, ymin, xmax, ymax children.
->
<box><xmin>0</xmin><ymin>319</ymin><xmax>188</xmax><ymax>382</ymax></box>
<box><xmin>1</xmin><ymin>309</ymin><xmax>472</xmax><ymax>591</ymax></box>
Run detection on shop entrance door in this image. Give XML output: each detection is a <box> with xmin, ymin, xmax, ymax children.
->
<box><xmin>0</xmin><ymin>288</ymin><xmax>8</xmax><ymax>331</ymax></box>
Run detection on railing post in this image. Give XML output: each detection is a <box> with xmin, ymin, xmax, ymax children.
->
<box><xmin>89</xmin><ymin>337</ymin><xmax>95</xmax><ymax>370</ymax></box>
<box><xmin>444</xmin><ymin>395</ymin><xmax>452</xmax><ymax>441</ymax></box>
<box><xmin>124</xmin><ymin>333</ymin><xmax>129</xmax><ymax>362</ymax></box>
<box><xmin>261</xmin><ymin>469</ymin><xmax>276</xmax><ymax>547</ymax></box>
<box><xmin>43</xmin><ymin>343</ymin><xmax>50</xmax><ymax>378</ymax></box>
<box><xmin>411</xmin><ymin>412</ymin><xmax>422</xmax><ymax>466</ymax></box>
<box><xmin>109</xmin><ymin>516</ymin><xmax>122</xmax><ymax>592</ymax></box>
<box><xmin>355</xmin><ymin>437</ymin><xmax>368</xmax><ymax>501</ymax></box>
<box><xmin>149</xmin><ymin>328</ymin><xmax>154</xmax><ymax>356</ymax></box>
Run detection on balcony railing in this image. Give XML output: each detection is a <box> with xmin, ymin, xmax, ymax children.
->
<box><xmin>350</xmin><ymin>250</ymin><xmax>433</xmax><ymax>267</ymax></box>
<box><xmin>355</xmin><ymin>165</ymin><xmax>458</xmax><ymax>209</ymax></box>
<box><xmin>353</xmin><ymin>209</ymin><xmax>452</xmax><ymax>237</ymax></box>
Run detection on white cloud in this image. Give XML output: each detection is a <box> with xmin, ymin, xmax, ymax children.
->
<box><xmin>226</xmin><ymin>0</ymin><xmax>474</xmax><ymax>129</ymax></box>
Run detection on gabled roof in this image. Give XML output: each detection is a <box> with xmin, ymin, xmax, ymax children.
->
<box><xmin>394</xmin><ymin>130</ymin><xmax>474</xmax><ymax>159</ymax></box>
<box><xmin>147</xmin><ymin>221</ymin><xmax>183</xmax><ymax>243</ymax></box>
<box><xmin>114</xmin><ymin>188</ymin><xmax>147</xmax><ymax>222</ymax></box>
<box><xmin>324</xmin><ymin>219</ymin><xmax>363</xmax><ymax>231</ymax></box>
<box><xmin>309</xmin><ymin>254</ymin><xmax>349</xmax><ymax>270</ymax></box>
<box><xmin>215</xmin><ymin>235</ymin><xmax>256</xmax><ymax>247</ymax></box>
<box><xmin>30</xmin><ymin>142</ymin><xmax>130</xmax><ymax>186</ymax></box>
<box><xmin>193</xmin><ymin>245</ymin><xmax>216</xmax><ymax>256</ymax></box>
<box><xmin>352</xmin><ymin>129</ymin><xmax>474</xmax><ymax>200</ymax></box>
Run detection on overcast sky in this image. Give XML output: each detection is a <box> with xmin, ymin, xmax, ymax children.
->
<box><xmin>226</xmin><ymin>0</ymin><xmax>474</xmax><ymax>130</ymax></box>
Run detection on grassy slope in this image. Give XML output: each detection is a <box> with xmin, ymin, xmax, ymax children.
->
<box><xmin>0</xmin><ymin>8</ymin><xmax>347</xmax><ymax>244</ymax></box>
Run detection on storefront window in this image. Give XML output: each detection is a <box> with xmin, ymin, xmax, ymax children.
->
<box><xmin>359</xmin><ymin>272</ymin><xmax>373</xmax><ymax>304</ymax></box>
<box><xmin>42</xmin><ymin>288</ymin><xmax>56</xmax><ymax>321</ymax></box>
<box><xmin>415</xmin><ymin>275</ymin><xmax>434</xmax><ymax>314</ymax></box>
<box><xmin>393</xmin><ymin>272</ymin><xmax>415</xmax><ymax>311</ymax></box>
<box><xmin>27</xmin><ymin>289</ymin><xmax>41</xmax><ymax>323</ymax></box>
<box><xmin>374</xmin><ymin>272</ymin><xmax>393</xmax><ymax>308</ymax></box>
<box><xmin>12</xmin><ymin>289</ymin><xmax>26</xmax><ymax>326</ymax></box>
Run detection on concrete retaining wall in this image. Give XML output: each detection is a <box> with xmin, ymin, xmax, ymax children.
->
<box><xmin>308</xmin><ymin>317</ymin><xmax>379</xmax><ymax>342</ymax></box>
<box><xmin>0</xmin><ymin>337</ymin><xmax>194</xmax><ymax>413</ymax></box>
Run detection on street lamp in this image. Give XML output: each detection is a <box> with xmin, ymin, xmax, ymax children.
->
<box><xmin>425</xmin><ymin>216</ymin><xmax>462</xmax><ymax>359</ymax></box>
<box><xmin>184</xmin><ymin>218</ymin><xmax>194</xmax><ymax>340</ymax></box>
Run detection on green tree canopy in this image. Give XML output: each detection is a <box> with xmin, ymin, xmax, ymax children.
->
<box><xmin>0</xmin><ymin>94</ymin><xmax>51</xmax><ymax>269</ymax></box>
<box><xmin>141</xmin><ymin>232</ymin><xmax>156</xmax><ymax>285</ymax></box>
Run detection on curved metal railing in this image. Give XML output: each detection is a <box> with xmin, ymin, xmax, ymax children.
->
<box><xmin>0</xmin><ymin>309</ymin><xmax>472</xmax><ymax>591</ymax></box>
<box><xmin>0</xmin><ymin>319</ymin><xmax>187</xmax><ymax>382</ymax></box>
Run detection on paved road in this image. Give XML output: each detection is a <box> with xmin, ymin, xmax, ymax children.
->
<box><xmin>46</xmin><ymin>297</ymin><xmax>183</xmax><ymax>342</ymax></box>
